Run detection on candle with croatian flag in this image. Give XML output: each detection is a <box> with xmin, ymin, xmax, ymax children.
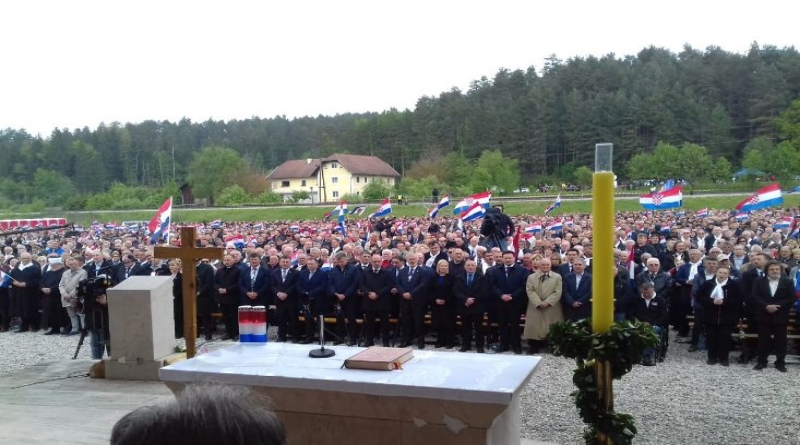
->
<box><xmin>592</xmin><ymin>143</ymin><xmax>614</xmax><ymax>334</ymax></box>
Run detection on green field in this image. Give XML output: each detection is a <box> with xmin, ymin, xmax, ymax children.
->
<box><xmin>4</xmin><ymin>193</ymin><xmax>796</xmax><ymax>226</ymax></box>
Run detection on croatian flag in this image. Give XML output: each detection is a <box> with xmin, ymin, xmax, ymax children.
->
<box><xmin>696</xmin><ymin>208</ymin><xmax>709</xmax><ymax>218</ymax></box>
<box><xmin>545</xmin><ymin>219</ymin><xmax>563</xmax><ymax>232</ymax></box>
<box><xmin>210</xmin><ymin>220</ymin><xmax>222</xmax><ymax>229</ymax></box>
<box><xmin>429</xmin><ymin>195</ymin><xmax>451</xmax><ymax>218</ymax></box>
<box><xmin>395</xmin><ymin>222</ymin><xmax>404</xmax><ymax>234</ymax></box>
<box><xmin>225</xmin><ymin>235</ymin><xmax>245</xmax><ymax>248</ymax></box>
<box><xmin>460</xmin><ymin>202</ymin><xmax>486</xmax><ymax>222</ymax></box>
<box><xmin>350</xmin><ymin>205</ymin><xmax>367</xmax><ymax>216</ymax></box>
<box><xmin>544</xmin><ymin>195</ymin><xmax>562</xmax><ymax>215</ymax></box>
<box><xmin>736</xmin><ymin>183</ymin><xmax>784</xmax><ymax>212</ymax></box>
<box><xmin>0</xmin><ymin>270</ymin><xmax>11</xmax><ymax>288</ymax></box>
<box><xmin>639</xmin><ymin>186</ymin><xmax>683</xmax><ymax>210</ymax></box>
<box><xmin>565</xmin><ymin>219</ymin><xmax>574</xmax><ymax>228</ymax></box>
<box><xmin>734</xmin><ymin>211</ymin><xmax>749</xmax><ymax>221</ymax></box>
<box><xmin>369</xmin><ymin>199</ymin><xmax>392</xmax><ymax>218</ymax></box>
<box><xmin>675</xmin><ymin>211</ymin><xmax>686</xmax><ymax>217</ymax></box>
<box><xmin>337</xmin><ymin>200</ymin><xmax>348</xmax><ymax>223</ymax></box>
<box><xmin>453</xmin><ymin>191</ymin><xmax>491</xmax><ymax>215</ymax></box>
<box><xmin>148</xmin><ymin>197</ymin><xmax>173</xmax><ymax>244</ymax></box>
<box><xmin>660</xmin><ymin>225</ymin><xmax>671</xmax><ymax>234</ymax></box>
<box><xmin>525</xmin><ymin>223</ymin><xmax>542</xmax><ymax>234</ymax></box>
<box><xmin>104</xmin><ymin>223</ymin><xmax>118</xmax><ymax>229</ymax></box>
<box><xmin>289</xmin><ymin>224</ymin><xmax>300</xmax><ymax>231</ymax></box>
<box><xmin>253</xmin><ymin>223</ymin><xmax>264</xmax><ymax>231</ymax></box>
<box><xmin>774</xmin><ymin>217</ymin><xmax>792</xmax><ymax>229</ymax></box>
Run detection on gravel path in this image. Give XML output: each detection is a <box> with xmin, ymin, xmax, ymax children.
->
<box><xmin>1</xmin><ymin>328</ymin><xmax>797</xmax><ymax>444</ymax></box>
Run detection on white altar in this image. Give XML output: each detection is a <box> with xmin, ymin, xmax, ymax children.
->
<box><xmin>160</xmin><ymin>343</ymin><xmax>540</xmax><ymax>445</ymax></box>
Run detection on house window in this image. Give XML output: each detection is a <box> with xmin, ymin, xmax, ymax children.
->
<box><xmin>281</xmin><ymin>180</ymin><xmax>290</xmax><ymax>187</ymax></box>
<box><xmin>365</xmin><ymin>177</ymin><xmax>369</xmax><ymax>183</ymax></box>
<box><xmin>331</xmin><ymin>177</ymin><xmax>338</xmax><ymax>184</ymax></box>
<box><xmin>356</xmin><ymin>177</ymin><xmax>360</xmax><ymax>183</ymax></box>
<box><xmin>301</xmin><ymin>180</ymin><xmax>306</xmax><ymax>187</ymax></box>
<box><xmin>330</xmin><ymin>162</ymin><xmax>338</xmax><ymax>169</ymax></box>
<box><xmin>332</xmin><ymin>191</ymin><xmax>339</xmax><ymax>198</ymax></box>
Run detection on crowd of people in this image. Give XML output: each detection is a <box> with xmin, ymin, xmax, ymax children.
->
<box><xmin>0</xmin><ymin>205</ymin><xmax>797</xmax><ymax>370</ymax></box>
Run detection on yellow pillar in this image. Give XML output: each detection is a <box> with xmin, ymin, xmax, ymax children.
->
<box><xmin>592</xmin><ymin>143</ymin><xmax>615</xmax><ymax>445</ymax></box>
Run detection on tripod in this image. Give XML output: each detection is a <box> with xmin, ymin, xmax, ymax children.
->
<box><xmin>73</xmin><ymin>309</ymin><xmax>108</xmax><ymax>360</ymax></box>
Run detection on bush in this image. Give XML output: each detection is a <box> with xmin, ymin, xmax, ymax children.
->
<box><xmin>216</xmin><ymin>185</ymin><xmax>252</xmax><ymax>206</ymax></box>
<box><xmin>255</xmin><ymin>190</ymin><xmax>282</xmax><ymax>205</ymax></box>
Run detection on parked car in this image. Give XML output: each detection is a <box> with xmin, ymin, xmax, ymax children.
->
<box><xmin>513</xmin><ymin>187</ymin><xmax>530</xmax><ymax>194</ymax></box>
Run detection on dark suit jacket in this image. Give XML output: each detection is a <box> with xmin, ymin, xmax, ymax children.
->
<box><xmin>629</xmin><ymin>295</ymin><xmax>668</xmax><ymax>327</ymax></box>
<box><xmin>556</xmin><ymin>262</ymin><xmax>574</xmax><ymax>278</ymax></box>
<box><xmin>240</xmin><ymin>266</ymin><xmax>270</xmax><ymax>306</ymax></box>
<box><xmin>196</xmin><ymin>262</ymin><xmax>217</xmax><ymax>315</ymax></box>
<box><xmin>270</xmin><ymin>268</ymin><xmax>298</xmax><ymax>305</ymax></box>
<box><xmin>429</xmin><ymin>273</ymin><xmax>456</xmax><ymax>306</ymax></box>
<box><xmin>490</xmin><ymin>264</ymin><xmax>529</xmax><ymax>308</ymax></box>
<box><xmin>328</xmin><ymin>264</ymin><xmax>359</xmax><ymax>302</ymax></box>
<box><xmin>453</xmin><ymin>270</ymin><xmax>488</xmax><ymax>314</ymax></box>
<box><xmin>115</xmin><ymin>263</ymin><xmax>144</xmax><ymax>285</ymax></box>
<box><xmin>397</xmin><ymin>265</ymin><xmax>432</xmax><ymax>307</ymax></box>
<box><xmin>214</xmin><ymin>266</ymin><xmax>242</xmax><ymax>305</ymax></box>
<box><xmin>634</xmin><ymin>270</ymin><xmax>673</xmax><ymax>301</ymax></box>
<box><xmin>84</xmin><ymin>260</ymin><xmax>112</xmax><ymax>279</ymax></box>
<box><xmin>749</xmin><ymin>276</ymin><xmax>795</xmax><ymax>324</ymax></box>
<box><xmin>563</xmin><ymin>272</ymin><xmax>592</xmax><ymax>320</ymax></box>
<box><xmin>359</xmin><ymin>267</ymin><xmax>391</xmax><ymax>312</ymax></box>
<box><xmin>697</xmin><ymin>279</ymin><xmax>744</xmax><ymax>325</ymax></box>
<box><xmin>297</xmin><ymin>268</ymin><xmax>329</xmax><ymax>312</ymax></box>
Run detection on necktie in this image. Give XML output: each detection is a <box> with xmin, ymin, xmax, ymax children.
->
<box><xmin>374</xmin><ymin>269</ymin><xmax>379</xmax><ymax>274</ymax></box>
<box><xmin>541</xmin><ymin>273</ymin><xmax>549</xmax><ymax>282</ymax></box>
<box><xmin>251</xmin><ymin>269</ymin><xmax>257</xmax><ymax>288</ymax></box>
<box><xmin>126</xmin><ymin>267</ymin><xmax>131</xmax><ymax>278</ymax></box>
<box><xmin>282</xmin><ymin>269</ymin><xmax>287</xmax><ymax>282</ymax></box>
<box><xmin>467</xmin><ymin>274</ymin><xmax>473</xmax><ymax>287</ymax></box>
<box><xmin>651</xmin><ymin>274</ymin><xmax>656</xmax><ymax>282</ymax></box>
<box><xmin>408</xmin><ymin>267</ymin><xmax>414</xmax><ymax>280</ymax></box>
<box><xmin>575</xmin><ymin>275</ymin><xmax>581</xmax><ymax>287</ymax></box>
<box><xmin>308</xmin><ymin>271</ymin><xmax>313</xmax><ymax>281</ymax></box>
<box><xmin>505</xmin><ymin>267</ymin><xmax>510</xmax><ymax>279</ymax></box>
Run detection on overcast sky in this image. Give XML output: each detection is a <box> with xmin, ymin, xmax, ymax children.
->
<box><xmin>2</xmin><ymin>1</ymin><xmax>798</xmax><ymax>136</ymax></box>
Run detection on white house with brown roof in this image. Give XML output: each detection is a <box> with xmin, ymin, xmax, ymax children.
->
<box><xmin>266</xmin><ymin>153</ymin><xmax>400</xmax><ymax>203</ymax></box>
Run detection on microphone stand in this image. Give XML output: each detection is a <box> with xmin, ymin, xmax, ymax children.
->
<box><xmin>309</xmin><ymin>305</ymin><xmax>335</xmax><ymax>358</ymax></box>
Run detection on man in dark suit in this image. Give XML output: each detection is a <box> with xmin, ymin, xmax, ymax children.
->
<box><xmin>115</xmin><ymin>254</ymin><xmax>144</xmax><ymax>285</ymax></box>
<box><xmin>674</xmin><ymin>249</ymin><xmax>705</xmax><ymax>338</ymax></box>
<box><xmin>750</xmin><ymin>260</ymin><xmax>795</xmax><ymax>372</ymax></box>
<box><xmin>84</xmin><ymin>250</ymin><xmax>112</xmax><ymax>279</ymax></box>
<box><xmin>556</xmin><ymin>248</ymin><xmax>579</xmax><ymax>277</ymax></box>
<box><xmin>296</xmin><ymin>259</ymin><xmax>328</xmax><ymax>343</ymax></box>
<box><xmin>562</xmin><ymin>258</ymin><xmax>592</xmax><ymax>321</ymax></box>
<box><xmin>214</xmin><ymin>254</ymin><xmax>242</xmax><ymax>340</ymax></box>
<box><xmin>396</xmin><ymin>252</ymin><xmax>431</xmax><ymax>348</ymax></box>
<box><xmin>490</xmin><ymin>250</ymin><xmax>529</xmax><ymax>354</ymax></box>
<box><xmin>634</xmin><ymin>258</ymin><xmax>673</xmax><ymax>304</ymax></box>
<box><xmin>629</xmin><ymin>281</ymin><xmax>668</xmax><ymax>366</ymax></box>
<box><xmin>741</xmin><ymin>253</ymin><xmax>770</xmax><ymax>337</ymax></box>
<box><xmin>240</xmin><ymin>253</ymin><xmax>270</xmax><ymax>306</ymax></box>
<box><xmin>454</xmin><ymin>259</ymin><xmax>488</xmax><ymax>353</ymax></box>
<box><xmin>196</xmin><ymin>259</ymin><xmax>217</xmax><ymax>340</ymax></box>
<box><xmin>9</xmin><ymin>252</ymin><xmax>42</xmax><ymax>332</ymax></box>
<box><xmin>328</xmin><ymin>252</ymin><xmax>360</xmax><ymax>346</ymax></box>
<box><xmin>270</xmin><ymin>256</ymin><xmax>298</xmax><ymax>342</ymax></box>
<box><xmin>359</xmin><ymin>253</ymin><xmax>392</xmax><ymax>347</ymax></box>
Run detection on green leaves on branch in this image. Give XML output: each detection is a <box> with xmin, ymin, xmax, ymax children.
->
<box><xmin>547</xmin><ymin>319</ymin><xmax>660</xmax><ymax>445</ymax></box>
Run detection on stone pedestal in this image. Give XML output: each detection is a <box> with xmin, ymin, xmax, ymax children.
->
<box><xmin>161</xmin><ymin>343</ymin><xmax>540</xmax><ymax>445</ymax></box>
<box><xmin>105</xmin><ymin>276</ymin><xmax>176</xmax><ymax>380</ymax></box>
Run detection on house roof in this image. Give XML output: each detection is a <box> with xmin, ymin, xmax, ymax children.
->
<box><xmin>322</xmin><ymin>153</ymin><xmax>400</xmax><ymax>177</ymax></box>
<box><xmin>267</xmin><ymin>159</ymin><xmax>321</xmax><ymax>179</ymax></box>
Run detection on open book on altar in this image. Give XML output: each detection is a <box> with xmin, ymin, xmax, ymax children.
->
<box><xmin>343</xmin><ymin>347</ymin><xmax>414</xmax><ymax>371</ymax></box>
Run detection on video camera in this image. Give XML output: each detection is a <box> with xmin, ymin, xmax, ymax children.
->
<box><xmin>78</xmin><ymin>275</ymin><xmax>112</xmax><ymax>322</ymax></box>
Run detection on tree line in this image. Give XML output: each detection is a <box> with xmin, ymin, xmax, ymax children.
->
<box><xmin>0</xmin><ymin>43</ymin><xmax>799</xmax><ymax>209</ymax></box>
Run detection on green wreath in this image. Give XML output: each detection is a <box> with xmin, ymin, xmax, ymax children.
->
<box><xmin>547</xmin><ymin>319</ymin><xmax>661</xmax><ymax>445</ymax></box>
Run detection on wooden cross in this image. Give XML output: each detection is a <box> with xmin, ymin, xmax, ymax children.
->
<box><xmin>154</xmin><ymin>226</ymin><xmax>224</xmax><ymax>358</ymax></box>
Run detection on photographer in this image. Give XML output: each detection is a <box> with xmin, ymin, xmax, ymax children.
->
<box><xmin>481</xmin><ymin>205</ymin><xmax>514</xmax><ymax>251</ymax></box>
<box><xmin>81</xmin><ymin>275</ymin><xmax>112</xmax><ymax>359</ymax></box>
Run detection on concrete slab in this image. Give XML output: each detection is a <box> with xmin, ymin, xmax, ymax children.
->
<box><xmin>0</xmin><ymin>360</ymin><xmax>174</xmax><ymax>445</ymax></box>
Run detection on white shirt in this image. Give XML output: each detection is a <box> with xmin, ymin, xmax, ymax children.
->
<box><xmin>769</xmin><ymin>278</ymin><xmax>779</xmax><ymax>297</ymax></box>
